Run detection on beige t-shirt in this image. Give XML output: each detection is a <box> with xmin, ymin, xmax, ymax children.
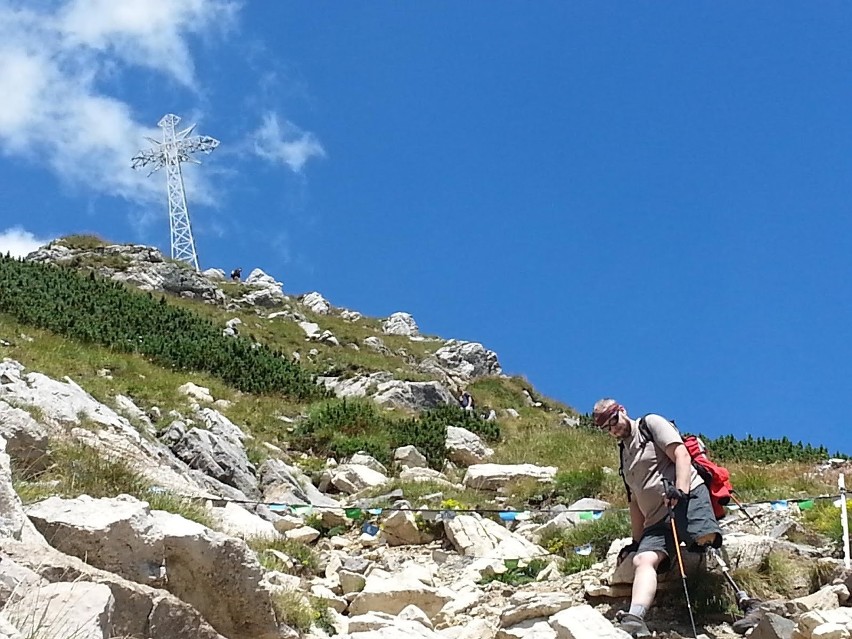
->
<box><xmin>621</xmin><ymin>413</ymin><xmax>703</xmax><ymax>528</ymax></box>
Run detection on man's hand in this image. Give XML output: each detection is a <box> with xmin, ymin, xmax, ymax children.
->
<box><xmin>616</xmin><ymin>540</ymin><xmax>639</xmax><ymax>566</ymax></box>
<box><xmin>665</xmin><ymin>484</ymin><xmax>691</xmax><ymax>509</ymax></box>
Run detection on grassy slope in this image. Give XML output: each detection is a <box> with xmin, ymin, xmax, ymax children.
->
<box><xmin>0</xmin><ymin>237</ymin><xmax>842</xmax><ymax>510</ymax></box>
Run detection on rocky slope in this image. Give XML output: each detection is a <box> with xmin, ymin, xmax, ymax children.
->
<box><xmin>0</xmin><ymin>238</ymin><xmax>848</xmax><ymax>639</ymax></box>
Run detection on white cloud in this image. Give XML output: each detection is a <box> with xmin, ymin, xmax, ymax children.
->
<box><xmin>59</xmin><ymin>0</ymin><xmax>239</xmax><ymax>89</ymax></box>
<box><xmin>0</xmin><ymin>227</ymin><xmax>53</xmax><ymax>258</ymax></box>
<box><xmin>251</xmin><ymin>112</ymin><xmax>326</xmax><ymax>172</ymax></box>
<box><xmin>0</xmin><ymin>0</ymin><xmax>237</xmax><ymax>205</ymax></box>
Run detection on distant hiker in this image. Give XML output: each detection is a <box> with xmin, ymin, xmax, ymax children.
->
<box><xmin>459</xmin><ymin>391</ymin><xmax>474</xmax><ymax>413</ymax></box>
<box><xmin>593</xmin><ymin>399</ymin><xmax>763</xmax><ymax>637</ymax></box>
<box><xmin>230</xmin><ymin>267</ymin><xmax>242</xmax><ymax>282</ymax></box>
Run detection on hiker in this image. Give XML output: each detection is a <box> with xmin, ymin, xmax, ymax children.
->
<box><xmin>230</xmin><ymin>267</ymin><xmax>242</xmax><ymax>282</ymax></box>
<box><xmin>593</xmin><ymin>398</ymin><xmax>762</xmax><ymax>637</ymax></box>
<box><xmin>459</xmin><ymin>391</ymin><xmax>474</xmax><ymax>413</ymax></box>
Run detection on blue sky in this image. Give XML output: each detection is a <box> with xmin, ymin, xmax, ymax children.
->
<box><xmin>1</xmin><ymin>2</ymin><xmax>851</xmax><ymax>454</ymax></box>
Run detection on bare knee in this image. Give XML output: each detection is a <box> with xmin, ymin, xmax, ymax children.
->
<box><xmin>633</xmin><ymin>550</ymin><xmax>663</xmax><ymax>571</ymax></box>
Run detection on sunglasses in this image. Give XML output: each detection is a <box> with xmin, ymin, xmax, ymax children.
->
<box><xmin>601</xmin><ymin>413</ymin><xmax>620</xmax><ymax>430</ymax></box>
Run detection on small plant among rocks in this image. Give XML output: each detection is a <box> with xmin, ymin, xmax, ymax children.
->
<box><xmin>246</xmin><ymin>535</ymin><xmax>319</xmax><ymax>575</ymax></box>
<box><xmin>479</xmin><ymin>558</ymin><xmax>548</xmax><ymax>586</ymax></box>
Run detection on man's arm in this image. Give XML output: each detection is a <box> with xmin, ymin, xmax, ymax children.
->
<box><xmin>629</xmin><ymin>499</ymin><xmax>644</xmax><ymax>541</ymax></box>
<box><xmin>665</xmin><ymin>442</ymin><xmax>693</xmax><ymax>495</ymax></box>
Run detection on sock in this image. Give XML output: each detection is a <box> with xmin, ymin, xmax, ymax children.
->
<box><xmin>628</xmin><ymin>604</ymin><xmax>647</xmax><ymax>619</ymax></box>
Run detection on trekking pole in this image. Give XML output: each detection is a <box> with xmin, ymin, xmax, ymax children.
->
<box><xmin>729</xmin><ymin>493</ymin><xmax>758</xmax><ymax>525</ymax></box>
<box><xmin>706</xmin><ymin>547</ymin><xmax>750</xmax><ymax>609</ymax></box>
<box><xmin>669</xmin><ymin>506</ymin><xmax>699</xmax><ymax>639</ymax></box>
<box><xmin>840</xmin><ymin>474</ymin><xmax>850</xmax><ymax>570</ymax></box>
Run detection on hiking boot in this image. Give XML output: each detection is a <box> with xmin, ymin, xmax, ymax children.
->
<box><xmin>731</xmin><ymin>598</ymin><xmax>763</xmax><ymax>635</ymax></box>
<box><xmin>618</xmin><ymin>613</ymin><xmax>652</xmax><ymax>638</ymax></box>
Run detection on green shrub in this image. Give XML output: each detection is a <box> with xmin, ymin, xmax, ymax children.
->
<box><xmin>392</xmin><ymin>414</ymin><xmax>447</xmax><ymax>469</ymax></box>
<box><xmin>0</xmin><ymin>254</ymin><xmax>323</xmax><ymax>401</ymax></box>
<box><xmin>58</xmin><ymin>234</ymin><xmax>109</xmax><ymax>250</ymax></box>
<box><xmin>294</xmin><ymin>398</ymin><xmax>392</xmax><ymax>463</ymax></box>
<box><xmin>552</xmin><ymin>467</ymin><xmax>606</xmax><ymax>504</ymax></box>
<box><xmin>540</xmin><ymin>512</ymin><xmax>631</xmax><ymax>563</ymax></box>
<box><xmin>14</xmin><ymin>441</ymin><xmax>214</xmax><ymax>528</ymax></box>
<box><xmin>803</xmin><ymin>499</ymin><xmax>851</xmax><ymax>547</ymax></box>
<box><xmin>560</xmin><ymin>553</ymin><xmax>596</xmax><ymax>575</ymax></box>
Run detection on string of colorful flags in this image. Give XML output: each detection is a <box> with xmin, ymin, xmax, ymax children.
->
<box><xmin>148</xmin><ymin>483</ymin><xmax>851</xmax><ymax>563</ymax></box>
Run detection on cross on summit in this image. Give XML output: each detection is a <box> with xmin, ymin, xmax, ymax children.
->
<box><xmin>132</xmin><ymin>114</ymin><xmax>219</xmax><ymax>272</ymax></box>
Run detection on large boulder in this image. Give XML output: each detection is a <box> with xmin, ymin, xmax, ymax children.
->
<box><xmin>330</xmin><ymin>464</ymin><xmax>389</xmax><ymax>494</ymax></box>
<box><xmin>3</xmin><ymin>581</ymin><xmax>114</xmax><ymax>639</ymax></box>
<box><xmin>259</xmin><ymin>459</ymin><xmax>340</xmax><ymax>507</ymax></box>
<box><xmin>462</xmin><ymin>463</ymin><xmax>558</xmax><ymax>491</ymax></box>
<box><xmin>165</xmin><ymin>420</ymin><xmax>259</xmax><ymax>499</ymax></box>
<box><xmin>348</xmin><ymin>573</ymin><xmax>453</xmax><ymax>619</ymax></box>
<box><xmin>0</xmin><ymin>401</ymin><xmax>49</xmax><ymax>473</ymax></box>
<box><xmin>420</xmin><ymin>340</ymin><xmax>502</xmax><ymax>381</ymax></box>
<box><xmin>238</xmin><ymin>269</ymin><xmax>287</xmax><ymax>307</ymax></box>
<box><xmin>25</xmin><ymin>495</ymin><xmax>280</xmax><ymax>639</ymax></box>
<box><xmin>0</xmin><ymin>437</ymin><xmax>227</xmax><ymax>639</ymax></box>
<box><xmin>318</xmin><ymin>373</ymin><xmax>393</xmax><ymax>399</ymax></box>
<box><xmin>301</xmin><ymin>292</ymin><xmax>331</xmax><ymax>315</ymax></box>
<box><xmin>372</xmin><ymin>380</ymin><xmax>455</xmax><ymax>411</ymax></box>
<box><xmin>549</xmin><ymin>605</ymin><xmax>632</xmax><ymax>638</ymax></box>
<box><xmin>382</xmin><ymin>312</ymin><xmax>419</xmax><ymax>336</ymax></box>
<box><xmin>445</xmin><ymin>426</ymin><xmax>494</xmax><ymax>466</ymax></box>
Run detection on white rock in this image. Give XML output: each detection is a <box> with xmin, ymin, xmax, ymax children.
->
<box><xmin>178</xmin><ymin>382</ymin><xmax>214</xmax><ymax>403</ymax></box>
<box><xmin>462</xmin><ymin>463</ymin><xmax>558</xmax><ymax>491</ymax></box>
<box><xmin>330</xmin><ymin>464</ymin><xmax>388</xmax><ymax>494</ymax></box>
<box><xmin>299</xmin><ymin>322</ymin><xmax>322</xmax><ymax>339</ymax></box>
<box><xmin>549</xmin><ymin>605</ymin><xmax>632</xmax><ymax>638</ymax></box>
<box><xmin>4</xmin><ymin>581</ymin><xmax>114</xmax><ymax>639</ymax></box>
<box><xmin>210</xmin><ymin>503</ymin><xmax>276</xmax><ymax>539</ymax></box>
<box><xmin>302</xmin><ymin>292</ymin><xmax>331</xmax><ymax>315</ymax></box>
<box><xmin>382</xmin><ymin>312</ymin><xmax>419</xmax><ymax>336</ymax></box>
<box><xmin>445</xmin><ymin>426</ymin><xmax>494</xmax><ymax>466</ymax></box>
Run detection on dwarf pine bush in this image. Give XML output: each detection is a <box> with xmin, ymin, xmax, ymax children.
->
<box><xmin>0</xmin><ymin>255</ymin><xmax>323</xmax><ymax>401</ymax></box>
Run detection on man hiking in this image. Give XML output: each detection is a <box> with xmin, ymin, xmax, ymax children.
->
<box><xmin>593</xmin><ymin>398</ymin><xmax>762</xmax><ymax>637</ymax></box>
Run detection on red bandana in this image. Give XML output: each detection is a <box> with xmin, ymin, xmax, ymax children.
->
<box><xmin>594</xmin><ymin>403</ymin><xmax>623</xmax><ymax>428</ymax></box>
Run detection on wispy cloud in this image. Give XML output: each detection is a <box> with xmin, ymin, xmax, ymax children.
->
<box><xmin>251</xmin><ymin>112</ymin><xmax>326</xmax><ymax>173</ymax></box>
<box><xmin>0</xmin><ymin>0</ymin><xmax>237</xmax><ymax>204</ymax></box>
<box><xmin>0</xmin><ymin>227</ymin><xmax>53</xmax><ymax>258</ymax></box>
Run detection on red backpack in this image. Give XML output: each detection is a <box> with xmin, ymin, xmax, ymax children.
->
<box><xmin>619</xmin><ymin>416</ymin><xmax>734</xmax><ymax>519</ymax></box>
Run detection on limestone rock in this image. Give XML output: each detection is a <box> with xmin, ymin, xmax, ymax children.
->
<box><xmin>372</xmin><ymin>380</ymin><xmax>455</xmax><ymax>411</ymax></box>
<box><xmin>301</xmin><ymin>292</ymin><xmax>331</xmax><ymax>315</ymax></box>
<box><xmin>463</xmin><ymin>463</ymin><xmax>558</xmax><ymax>491</ymax></box>
<box><xmin>318</xmin><ymin>373</ymin><xmax>393</xmax><ymax>399</ymax></box>
<box><xmin>24</xmin><ymin>494</ymin><xmax>279</xmax><ymax>639</ymax></box>
<box><xmin>549</xmin><ymin>605</ymin><xmax>632</xmax><ymax>638</ymax></box>
<box><xmin>348</xmin><ymin>573</ymin><xmax>452</xmax><ymax>619</ymax></box>
<box><xmin>382</xmin><ymin>312</ymin><xmax>419</xmax><ymax>336</ymax></box>
<box><xmin>330</xmin><ymin>464</ymin><xmax>388</xmax><ymax>494</ymax></box>
<box><xmin>496</xmin><ymin>618</ymin><xmax>558</xmax><ymax>639</ymax></box>
<box><xmin>445</xmin><ymin>426</ymin><xmax>494</xmax><ymax>466</ymax></box>
<box><xmin>499</xmin><ymin>591</ymin><xmax>575</xmax><ymax>628</ymax></box>
<box><xmin>394</xmin><ymin>445</ymin><xmax>428</xmax><ymax>469</ymax></box>
<box><xmin>209</xmin><ymin>502</ymin><xmax>277</xmax><ymax>539</ymax></box>
<box><xmin>420</xmin><ymin>339</ymin><xmax>502</xmax><ymax>381</ymax></box>
<box><xmin>4</xmin><ymin>581</ymin><xmax>114</xmax><ymax>639</ymax></box>
<box><xmin>750</xmin><ymin>612</ymin><xmax>796</xmax><ymax>639</ymax></box>
<box><xmin>0</xmin><ymin>401</ymin><xmax>49</xmax><ymax>473</ymax></box>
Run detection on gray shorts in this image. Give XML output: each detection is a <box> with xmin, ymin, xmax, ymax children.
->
<box><xmin>637</xmin><ymin>482</ymin><xmax>722</xmax><ymax>573</ymax></box>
